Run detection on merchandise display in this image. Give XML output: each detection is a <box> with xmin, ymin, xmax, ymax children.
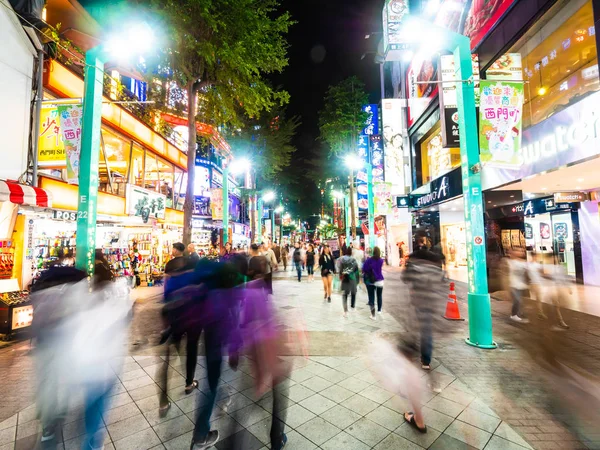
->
<box><xmin>0</xmin><ymin>240</ymin><xmax>15</xmax><ymax>280</ymax></box>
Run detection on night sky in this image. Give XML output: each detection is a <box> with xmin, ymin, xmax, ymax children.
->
<box><xmin>274</xmin><ymin>0</ymin><xmax>385</xmax><ymax>218</ymax></box>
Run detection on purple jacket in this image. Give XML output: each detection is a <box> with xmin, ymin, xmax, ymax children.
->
<box><xmin>362</xmin><ymin>257</ymin><xmax>384</xmax><ymax>283</ymax></box>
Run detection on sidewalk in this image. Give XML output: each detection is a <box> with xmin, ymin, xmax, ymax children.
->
<box><xmin>0</xmin><ymin>268</ymin><xmax>598</xmax><ymax>449</ymax></box>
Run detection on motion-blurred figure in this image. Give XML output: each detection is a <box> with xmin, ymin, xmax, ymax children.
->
<box><xmin>337</xmin><ymin>246</ymin><xmax>359</xmax><ymax>318</ymax></box>
<box><xmin>31</xmin><ymin>270</ymin><xmax>132</xmax><ymax>449</ymax></box>
<box><xmin>507</xmin><ymin>250</ymin><xmax>530</xmax><ymax>323</ymax></box>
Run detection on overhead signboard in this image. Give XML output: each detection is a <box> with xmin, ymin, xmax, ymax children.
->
<box><xmin>554</xmin><ymin>192</ymin><xmax>589</xmax><ymax>203</ymax></box>
<box><xmin>383</xmin><ymin>0</ymin><xmax>410</xmax><ymax>61</ymax></box>
<box><xmin>126</xmin><ymin>184</ymin><xmax>166</xmax><ymax>222</ymax></box>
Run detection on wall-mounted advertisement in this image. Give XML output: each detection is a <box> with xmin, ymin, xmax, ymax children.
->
<box><xmin>439</xmin><ymin>54</ymin><xmax>480</xmax><ymax>148</ymax></box>
<box><xmin>374</xmin><ymin>182</ymin><xmax>393</xmax><ymax>216</ymax></box>
<box><xmin>479</xmin><ymin>80</ymin><xmax>524</xmax><ymax>166</ymax></box>
<box><xmin>383</xmin><ymin>0</ymin><xmax>410</xmax><ymax>60</ymax></box>
<box><xmin>38</xmin><ymin>103</ymin><xmax>66</xmax><ymax>167</ymax></box>
<box><xmin>464</xmin><ymin>0</ymin><xmax>517</xmax><ymax>50</ymax></box>
<box><xmin>370</xmin><ymin>135</ymin><xmax>385</xmax><ymax>183</ymax></box>
<box><xmin>210</xmin><ymin>188</ymin><xmax>223</xmax><ymax>221</ymax></box>
<box><xmin>57</xmin><ymin>105</ymin><xmax>83</xmax><ymax>184</ymax></box>
<box><xmin>382</xmin><ymin>99</ymin><xmax>406</xmax><ymax>195</ymax></box>
<box><xmin>486</xmin><ymin>53</ymin><xmax>523</xmax><ymax>81</ymax></box>
<box><xmin>362</xmin><ymin>104</ymin><xmax>379</xmax><ymax>136</ymax></box>
<box><xmin>407</xmin><ymin>55</ymin><xmax>439</xmax><ymax>127</ymax></box>
<box><xmin>126</xmin><ymin>184</ymin><xmax>166</xmax><ymax>223</ymax></box>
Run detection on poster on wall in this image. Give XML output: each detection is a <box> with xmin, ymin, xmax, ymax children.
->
<box><xmin>210</xmin><ymin>188</ymin><xmax>223</xmax><ymax>220</ymax></box>
<box><xmin>374</xmin><ymin>182</ymin><xmax>393</xmax><ymax>216</ymax></box>
<box><xmin>479</xmin><ymin>80</ymin><xmax>524</xmax><ymax>166</ymax></box>
<box><xmin>370</xmin><ymin>135</ymin><xmax>385</xmax><ymax>182</ymax></box>
<box><xmin>486</xmin><ymin>53</ymin><xmax>523</xmax><ymax>81</ymax></box>
<box><xmin>56</xmin><ymin>105</ymin><xmax>83</xmax><ymax>184</ymax></box>
<box><xmin>524</xmin><ymin>223</ymin><xmax>533</xmax><ymax>240</ymax></box>
<box><xmin>464</xmin><ymin>0</ymin><xmax>517</xmax><ymax>50</ymax></box>
<box><xmin>383</xmin><ymin>0</ymin><xmax>410</xmax><ymax>58</ymax></box>
<box><xmin>38</xmin><ymin>104</ymin><xmax>66</xmax><ymax>166</ymax></box>
<box><xmin>540</xmin><ymin>222</ymin><xmax>551</xmax><ymax>240</ymax></box>
<box><xmin>501</xmin><ymin>229</ymin><xmax>511</xmax><ymax>250</ymax></box>
<box><xmin>382</xmin><ymin>99</ymin><xmax>406</xmax><ymax>195</ymax></box>
<box><xmin>510</xmin><ymin>229</ymin><xmax>522</xmax><ymax>249</ymax></box>
<box><xmin>554</xmin><ymin>223</ymin><xmax>568</xmax><ymax>240</ymax></box>
<box><xmin>439</xmin><ymin>54</ymin><xmax>480</xmax><ymax>148</ymax></box>
<box><xmin>126</xmin><ymin>184</ymin><xmax>166</xmax><ymax>223</ymax></box>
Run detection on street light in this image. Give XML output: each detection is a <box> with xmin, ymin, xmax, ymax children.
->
<box><xmin>400</xmin><ymin>16</ymin><xmax>495</xmax><ymax>349</ymax></box>
<box><xmin>222</xmin><ymin>158</ymin><xmax>250</xmax><ymax>246</ymax></box>
<box><xmin>75</xmin><ymin>23</ymin><xmax>155</xmax><ymax>275</ymax></box>
<box><xmin>344</xmin><ymin>155</ymin><xmax>375</xmax><ymax>249</ymax></box>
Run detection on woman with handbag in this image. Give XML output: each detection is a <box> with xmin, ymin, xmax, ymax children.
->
<box><xmin>319</xmin><ymin>244</ymin><xmax>336</xmax><ymax>302</ymax></box>
<box><xmin>363</xmin><ymin>246</ymin><xmax>385</xmax><ymax>319</ymax></box>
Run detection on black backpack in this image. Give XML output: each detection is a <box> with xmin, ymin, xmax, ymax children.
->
<box><xmin>293</xmin><ymin>249</ymin><xmax>301</xmax><ymax>262</ymax></box>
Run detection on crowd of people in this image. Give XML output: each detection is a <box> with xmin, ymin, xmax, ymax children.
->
<box><xmin>26</xmin><ymin>231</ymin><xmax>597</xmax><ymax>449</ymax></box>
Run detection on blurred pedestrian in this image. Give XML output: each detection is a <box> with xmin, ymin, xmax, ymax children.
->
<box><xmin>221</xmin><ymin>242</ymin><xmax>233</xmax><ymax>260</ymax></box>
<box><xmin>508</xmin><ymin>250</ymin><xmax>530</xmax><ymax>323</ymax></box>
<box><xmin>94</xmin><ymin>249</ymin><xmax>114</xmax><ymax>286</ymax></box>
<box><xmin>262</xmin><ymin>242</ymin><xmax>278</xmax><ymax>293</ymax></box>
<box><xmin>281</xmin><ymin>244</ymin><xmax>289</xmax><ymax>272</ymax></box>
<box><xmin>292</xmin><ymin>243</ymin><xmax>302</xmax><ymax>282</ymax></box>
<box><xmin>319</xmin><ymin>244</ymin><xmax>335</xmax><ymax>302</ymax></box>
<box><xmin>306</xmin><ymin>244</ymin><xmax>316</xmax><ymax>282</ymax></box>
<box><xmin>248</xmin><ymin>244</ymin><xmax>268</xmax><ymax>281</ymax></box>
<box><xmin>165</xmin><ymin>242</ymin><xmax>188</xmax><ymax>274</ymax></box>
<box><xmin>363</xmin><ymin>246</ymin><xmax>385</xmax><ymax>319</ymax></box>
<box><xmin>187</xmin><ymin>243</ymin><xmax>200</xmax><ymax>268</ymax></box>
<box><xmin>337</xmin><ymin>246</ymin><xmax>359</xmax><ymax>318</ymax></box>
<box><xmin>273</xmin><ymin>241</ymin><xmax>281</xmax><ymax>264</ymax></box>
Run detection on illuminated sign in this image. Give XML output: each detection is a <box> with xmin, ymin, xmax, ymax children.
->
<box><xmin>416</xmin><ymin>176</ymin><xmax>450</xmax><ymax>208</ymax></box>
<box><xmin>554</xmin><ymin>192</ymin><xmax>588</xmax><ymax>203</ymax></box>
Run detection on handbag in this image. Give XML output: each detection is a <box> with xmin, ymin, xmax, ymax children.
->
<box><xmin>333</xmin><ymin>276</ymin><xmax>341</xmax><ymax>292</ymax></box>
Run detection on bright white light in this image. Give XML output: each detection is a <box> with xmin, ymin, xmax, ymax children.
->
<box><xmin>332</xmin><ymin>190</ymin><xmax>344</xmax><ymax>199</ymax></box>
<box><xmin>275</xmin><ymin>206</ymin><xmax>284</xmax><ymax>213</ymax></box>
<box><xmin>105</xmin><ymin>22</ymin><xmax>154</xmax><ymax>60</ymax></box>
<box><xmin>284</xmin><ymin>213</ymin><xmax>291</xmax><ymax>219</ymax></box>
<box><xmin>403</xmin><ymin>50</ymin><xmax>414</xmax><ymax>62</ymax></box>
<box><xmin>262</xmin><ymin>191</ymin><xmax>275</xmax><ymax>202</ymax></box>
<box><xmin>228</xmin><ymin>158</ymin><xmax>250</xmax><ymax>175</ymax></box>
<box><xmin>426</xmin><ymin>0</ymin><xmax>441</xmax><ymax>15</ymax></box>
<box><xmin>344</xmin><ymin>154</ymin><xmax>363</xmax><ymax>170</ymax></box>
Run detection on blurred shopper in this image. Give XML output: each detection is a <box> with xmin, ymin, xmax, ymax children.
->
<box><xmin>187</xmin><ymin>243</ymin><xmax>200</xmax><ymax>268</ymax></box>
<box><xmin>305</xmin><ymin>244</ymin><xmax>316</xmax><ymax>282</ymax></box>
<box><xmin>337</xmin><ymin>247</ymin><xmax>359</xmax><ymax>318</ymax></box>
<box><xmin>300</xmin><ymin>243</ymin><xmax>307</xmax><ymax>271</ymax></box>
<box><xmin>165</xmin><ymin>242</ymin><xmax>188</xmax><ymax>274</ymax></box>
<box><xmin>402</xmin><ymin>236</ymin><xmax>445</xmax><ymax>370</ymax></box>
<box><xmin>280</xmin><ymin>244</ymin><xmax>289</xmax><ymax>271</ymax></box>
<box><xmin>292</xmin><ymin>243</ymin><xmax>302</xmax><ymax>282</ymax></box>
<box><xmin>319</xmin><ymin>244</ymin><xmax>335</xmax><ymax>302</ymax></box>
<box><xmin>248</xmin><ymin>244</ymin><xmax>268</xmax><ymax>281</ymax></box>
<box><xmin>31</xmin><ymin>270</ymin><xmax>132</xmax><ymax>449</ymax></box>
<box><xmin>94</xmin><ymin>249</ymin><xmax>114</xmax><ymax>285</ymax></box>
<box><xmin>262</xmin><ymin>242</ymin><xmax>278</xmax><ymax>294</ymax></box>
<box><xmin>508</xmin><ymin>250</ymin><xmax>530</xmax><ymax>323</ymax></box>
<box><xmin>363</xmin><ymin>246</ymin><xmax>385</xmax><ymax>319</ymax></box>
<box><xmin>273</xmin><ymin>241</ymin><xmax>281</xmax><ymax>264</ymax></box>
<box><xmin>221</xmin><ymin>242</ymin><xmax>233</xmax><ymax>260</ymax></box>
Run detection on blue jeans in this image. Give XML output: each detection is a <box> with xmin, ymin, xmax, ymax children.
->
<box><xmin>295</xmin><ymin>262</ymin><xmax>302</xmax><ymax>281</ymax></box>
<box><xmin>83</xmin><ymin>384</ymin><xmax>113</xmax><ymax>449</ymax></box>
<box><xmin>420</xmin><ymin>314</ymin><xmax>433</xmax><ymax>366</ymax></box>
<box><xmin>366</xmin><ymin>284</ymin><xmax>383</xmax><ymax>312</ymax></box>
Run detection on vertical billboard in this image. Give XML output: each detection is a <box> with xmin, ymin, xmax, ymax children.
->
<box><xmin>382</xmin><ymin>99</ymin><xmax>406</xmax><ymax>195</ymax></box>
<box><xmin>383</xmin><ymin>0</ymin><xmax>410</xmax><ymax>60</ymax></box>
<box><xmin>356</xmin><ymin>104</ymin><xmax>379</xmax><ymax>220</ymax></box>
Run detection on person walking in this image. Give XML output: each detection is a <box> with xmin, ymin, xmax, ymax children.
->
<box><xmin>337</xmin><ymin>247</ymin><xmax>359</xmax><ymax>318</ymax></box>
<box><xmin>292</xmin><ymin>243</ymin><xmax>302</xmax><ymax>282</ymax></box>
<box><xmin>273</xmin><ymin>241</ymin><xmax>281</xmax><ymax>265</ymax></box>
<box><xmin>508</xmin><ymin>250</ymin><xmax>530</xmax><ymax>323</ymax></box>
<box><xmin>306</xmin><ymin>244</ymin><xmax>316</xmax><ymax>282</ymax></box>
<box><xmin>165</xmin><ymin>242</ymin><xmax>188</xmax><ymax>274</ymax></box>
<box><xmin>262</xmin><ymin>242</ymin><xmax>278</xmax><ymax>294</ymax></box>
<box><xmin>319</xmin><ymin>244</ymin><xmax>336</xmax><ymax>302</ymax></box>
<box><xmin>281</xmin><ymin>244</ymin><xmax>289</xmax><ymax>272</ymax></box>
<box><xmin>300</xmin><ymin>243</ymin><xmax>307</xmax><ymax>272</ymax></box>
<box><xmin>187</xmin><ymin>243</ymin><xmax>200</xmax><ymax>268</ymax></box>
<box><xmin>363</xmin><ymin>246</ymin><xmax>385</xmax><ymax>319</ymax></box>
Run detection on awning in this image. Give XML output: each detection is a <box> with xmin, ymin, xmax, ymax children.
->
<box><xmin>0</xmin><ymin>181</ymin><xmax>52</xmax><ymax>208</ymax></box>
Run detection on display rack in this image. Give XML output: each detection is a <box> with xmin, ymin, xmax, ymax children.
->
<box><xmin>0</xmin><ymin>240</ymin><xmax>15</xmax><ymax>280</ymax></box>
<box><xmin>0</xmin><ymin>278</ymin><xmax>32</xmax><ymax>340</ymax></box>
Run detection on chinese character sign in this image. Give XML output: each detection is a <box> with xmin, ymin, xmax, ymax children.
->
<box><xmin>38</xmin><ymin>104</ymin><xmax>66</xmax><ymax>165</ymax></box>
<box><xmin>362</xmin><ymin>104</ymin><xmax>379</xmax><ymax>136</ymax></box>
<box><xmin>210</xmin><ymin>188</ymin><xmax>224</xmax><ymax>221</ymax></box>
<box><xmin>370</xmin><ymin>135</ymin><xmax>385</xmax><ymax>182</ymax></box>
<box><xmin>56</xmin><ymin>105</ymin><xmax>83</xmax><ymax>184</ymax></box>
<box><xmin>479</xmin><ymin>80</ymin><xmax>524</xmax><ymax>166</ymax></box>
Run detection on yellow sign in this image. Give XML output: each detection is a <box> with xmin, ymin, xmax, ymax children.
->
<box><xmin>38</xmin><ymin>104</ymin><xmax>66</xmax><ymax>166</ymax></box>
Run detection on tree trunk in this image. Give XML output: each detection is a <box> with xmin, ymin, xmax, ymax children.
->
<box><xmin>182</xmin><ymin>81</ymin><xmax>198</xmax><ymax>246</ymax></box>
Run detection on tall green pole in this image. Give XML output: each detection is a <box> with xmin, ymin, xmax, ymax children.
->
<box><xmin>222</xmin><ymin>167</ymin><xmax>229</xmax><ymax>247</ymax></box>
<box><xmin>76</xmin><ymin>47</ymin><xmax>105</xmax><ymax>276</ymax></box>
<box><xmin>271</xmin><ymin>209</ymin><xmax>275</xmax><ymax>244</ymax></box>
<box><xmin>345</xmin><ymin>193</ymin><xmax>351</xmax><ymax>245</ymax></box>
<box><xmin>449</xmin><ymin>32</ymin><xmax>496</xmax><ymax>349</ymax></box>
<box><xmin>257</xmin><ymin>198</ymin><xmax>263</xmax><ymax>243</ymax></box>
<box><xmin>367</xmin><ymin>162</ymin><xmax>376</xmax><ymax>249</ymax></box>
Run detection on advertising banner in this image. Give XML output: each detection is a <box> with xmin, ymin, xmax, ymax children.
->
<box><xmin>383</xmin><ymin>0</ymin><xmax>410</xmax><ymax>60</ymax></box>
<box><xmin>464</xmin><ymin>0</ymin><xmax>517</xmax><ymax>50</ymax></box>
<box><xmin>486</xmin><ymin>53</ymin><xmax>523</xmax><ymax>81</ymax></box>
<box><xmin>374</xmin><ymin>182</ymin><xmax>393</xmax><ymax>216</ymax></box>
<box><xmin>126</xmin><ymin>184</ymin><xmax>166</xmax><ymax>223</ymax></box>
<box><xmin>210</xmin><ymin>188</ymin><xmax>223</xmax><ymax>220</ymax></box>
<box><xmin>56</xmin><ymin>105</ymin><xmax>83</xmax><ymax>184</ymax></box>
<box><xmin>479</xmin><ymin>80</ymin><xmax>524</xmax><ymax>166</ymax></box>
<box><xmin>439</xmin><ymin>54</ymin><xmax>480</xmax><ymax>148</ymax></box>
<box><xmin>370</xmin><ymin>135</ymin><xmax>385</xmax><ymax>182</ymax></box>
<box><xmin>382</xmin><ymin>99</ymin><xmax>406</xmax><ymax>195</ymax></box>
<box><xmin>38</xmin><ymin>104</ymin><xmax>66</xmax><ymax>166</ymax></box>
<box><xmin>362</xmin><ymin>104</ymin><xmax>379</xmax><ymax>136</ymax></box>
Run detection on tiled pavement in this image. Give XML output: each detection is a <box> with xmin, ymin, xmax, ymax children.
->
<box><xmin>0</xmin><ymin>266</ymin><xmax>597</xmax><ymax>449</ymax></box>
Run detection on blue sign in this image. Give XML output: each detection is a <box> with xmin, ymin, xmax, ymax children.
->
<box><xmin>362</xmin><ymin>104</ymin><xmax>379</xmax><ymax>136</ymax></box>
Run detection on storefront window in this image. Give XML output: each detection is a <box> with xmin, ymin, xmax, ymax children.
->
<box><xmin>419</xmin><ymin>123</ymin><xmax>461</xmax><ymax>184</ymax></box>
<box><xmin>157</xmin><ymin>157</ymin><xmax>174</xmax><ymax>208</ymax></box>
<box><xmin>100</xmin><ymin>128</ymin><xmax>130</xmax><ymax>196</ymax></box>
<box><xmin>144</xmin><ymin>152</ymin><xmax>159</xmax><ymax>192</ymax></box>
<box><xmin>174</xmin><ymin>168</ymin><xmax>184</xmax><ymax>210</ymax></box>
<box><xmin>130</xmin><ymin>144</ymin><xmax>145</xmax><ymax>187</ymax></box>
<box><xmin>498</xmin><ymin>0</ymin><xmax>598</xmax><ymax>129</ymax></box>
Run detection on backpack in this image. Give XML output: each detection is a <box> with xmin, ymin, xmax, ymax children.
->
<box><xmin>293</xmin><ymin>249</ymin><xmax>301</xmax><ymax>262</ymax></box>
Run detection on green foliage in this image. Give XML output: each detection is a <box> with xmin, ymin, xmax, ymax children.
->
<box><xmin>318</xmin><ymin>223</ymin><xmax>339</xmax><ymax>239</ymax></box>
<box><xmin>318</xmin><ymin>76</ymin><xmax>369</xmax><ymax>157</ymax></box>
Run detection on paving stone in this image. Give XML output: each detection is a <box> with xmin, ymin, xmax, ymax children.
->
<box><xmin>319</xmin><ymin>369</ymin><xmax>348</xmax><ymax>384</ymax></box>
<box><xmin>0</xmin><ymin>416</ymin><xmax>17</xmax><ymax>432</ymax></box>
<box><xmin>457</xmin><ymin>408</ymin><xmax>502</xmax><ymax>433</ymax></box>
<box><xmin>0</xmin><ymin>427</ymin><xmax>15</xmax><ymax>446</ymax></box>
<box><xmin>485</xmin><ymin>435</ymin><xmax>532</xmax><ymax>450</ymax></box>
<box><xmin>232</xmin><ymin>404</ymin><xmax>271</xmax><ymax>429</ymax></box>
<box><xmin>296</xmin><ymin>417</ymin><xmax>341</xmax><ymax>446</ymax></box>
<box><xmin>15</xmin><ymin>420</ymin><xmax>40</xmax><ymax>440</ymax></box>
<box><xmin>346</xmin><ymin>417</ymin><xmax>391</xmax><ymax>447</ymax></box>
<box><xmin>113</xmin><ymin>427</ymin><xmax>160</xmax><ymax>450</ymax></box>
<box><xmin>319</xmin><ymin>384</ymin><xmax>355</xmax><ymax>403</ymax></box>
<box><xmin>107</xmin><ymin>414</ymin><xmax>150</xmax><ymax>442</ymax></box>
<box><xmin>427</xmin><ymin>395</ymin><xmax>467</xmax><ymax>418</ymax></box>
<box><xmin>321</xmin><ymin>431</ymin><xmax>370</xmax><ymax>450</ymax></box>
<box><xmin>396</xmin><ymin>421</ymin><xmax>442</xmax><ymax>448</ymax></box>
<box><xmin>143</xmin><ymin>402</ymin><xmax>184</xmax><ymax>427</ymax></box>
<box><xmin>298</xmin><ymin>394</ymin><xmax>336</xmax><ymax>416</ymax></box>
<box><xmin>430</xmin><ymin>433</ymin><xmax>479</xmax><ymax>450</ymax></box>
<box><xmin>373</xmin><ymin>432</ymin><xmax>423</xmax><ymax>450</ymax></box>
<box><xmin>104</xmin><ymin>402</ymin><xmax>142</xmax><ymax>426</ymax></box>
<box><xmin>215</xmin><ymin>428</ymin><xmax>263</xmax><ymax>450</ymax></box>
<box><xmin>277</xmin><ymin>404</ymin><xmax>315</xmax><ymax>429</ymax></box>
<box><xmin>341</xmin><ymin>394</ymin><xmax>380</xmax><ymax>416</ymax></box>
<box><xmin>366</xmin><ymin>405</ymin><xmax>404</xmax><ymax>431</ymax></box>
<box><xmin>494</xmin><ymin>422</ymin><xmax>533</xmax><ymax>449</ymax></box>
<box><xmin>445</xmin><ymin>420</ymin><xmax>493</xmax><ymax>449</ymax></box>
<box><xmin>358</xmin><ymin>385</ymin><xmax>394</xmax><ymax>404</ymax></box>
<box><xmin>284</xmin><ymin>385</ymin><xmax>315</xmax><ymax>403</ymax></box>
<box><xmin>153</xmin><ymin>414</ymin><xmax>194</xmax><ymax>443</ymax></box>
<box><xmin>300</xmin><ymin>376</ymin><xmax>333</xmax><ymax>393</ymax></box>
<box><xmin>338</xmin><ymin>377</ymin><xmax>372</xmax><ymax>394</ymax></box>
<box><xmin>246</xmin><ymin>417</ymin><xmax>273</xmax><ymax>445</ymax></box>
<box><xmin>279</xmin><ymin>430</ymin><xmax>318</xmax><ymax>450</ymax></box>
<box><xmin>421</xmin><ymin>406</ymin><xmax>457</xmax><ymax>432</ymax></box>
<box><xmin>128</xmin><ymin>384</ymin><xmax>163</xmax><ymax>401</ymax></box>
<box><xmin>440</xmin><ymin>387</ymin><xmax>476</xmax><ymax>407</ymax></box>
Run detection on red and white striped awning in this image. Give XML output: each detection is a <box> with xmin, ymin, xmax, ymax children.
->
<box><xmin>0</xmin><ymin>181</ymin><xmax>52</xmax><ymax>208</ymax></box>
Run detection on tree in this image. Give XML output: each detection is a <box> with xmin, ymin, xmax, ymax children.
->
<box><xmin>137</xmin><ymin>0</ymin><xmax>294</xmax><ymax>245</ymax></box>
<box><xmin>318</xmin><ymin>76</ymin><xmax>369</xmax><ymax>239</ymax></box>
<box><xmin>318</xmin><ymin>76</ymin><xmax>369</xmax><ymax>157</ymax></box>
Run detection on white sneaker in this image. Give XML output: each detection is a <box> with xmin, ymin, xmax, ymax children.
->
<box><xmin>343</xmin><ymin>312</ymin><xmax>348</xmax><ymax>318</ymax></box>
<box><xmin>350</xmin><ymin>307</ymin><xmax>356</xmax><ymax>312</ymax></box>
<box><xmin>377</xmin><ymin>311</ymin><xmax>382</xmax><ymax>315</ymax></box>
<box><xmin>510</xmin><ymin>315</ymin><xmax>529</xmax><ymax>324</ymax></box>
<box><xmin>369</xmin><ymin>314</ymin><xmax>376</xmax><ymax>320</ymax></box>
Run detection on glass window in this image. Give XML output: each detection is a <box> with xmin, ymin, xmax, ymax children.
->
<box><xmin>174</xmin><ymin>168</ymin><xmax>185</xmax><ymax>210</ymax></box>
<box><xmin>419</xmin><ymin>123</ymin><xmax>461</xmax><ymax>184</ymax></box>
<box><xmin>497</xmin><ymin>0</ymin><xmax>598</xmax><ymax>129</ymax></box>
<box><xmin>100</xmin><ymin>128</ymin><xmax>130</xmax><ymax>196</ymax></box>
<box><xmin>144</xmin><ymin>152</ymin><xmax>159</xmax><ymax>192</ymax></box>
<box><xmin>130</xmin><ymin>144</ymin><xmax>145</xmax><ymax>187</ymax></box>
<box><xmin>157</xmin><ymin>157</ymin><xmax>174</xmax><ymax>208</ymax></box>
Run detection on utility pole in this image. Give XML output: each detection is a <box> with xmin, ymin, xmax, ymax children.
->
<box><xmin>349</xmin><ymin>172</ymin><xmax>356</xmax><ymax>240</ymax></box>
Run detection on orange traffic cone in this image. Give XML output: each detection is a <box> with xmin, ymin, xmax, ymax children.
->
<box><xmin>443</xmin><ymin>282</ymin><xmax>464</xmax><ymax>320</ymax></box>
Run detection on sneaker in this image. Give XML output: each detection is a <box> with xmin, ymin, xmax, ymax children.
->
<box><xmin>558</xmin><ymin>321</ymin><xmax>570</xmax><ymax>329</ymax></box>
<box><xmin>327</xmin><ymin>297</ymin><xmax>331</xmax><ymax>303</ymax></box>
<box><xmin>190</xmin><ymin>430</ymin><xmax>219</xmax><ymax>450</ymax></box>
<box><xmin>377</xmin><ymin>311</ymin><xmax>382</xmax><ymax>315</ymax></box>
<box><xmin>350</xmin><ymin>307</ymin><xmax>356</xmax><ymax>312</ymax></box>
<box><xmin>343</xmin><ymin>312</ymin><xmax>348</xmax><ymax>318</ymax></box>
<box><xmin>510</xmin><ymin>315</ymin><xmax>530</xmax><ymax>324</ymax></box>
<box><xmin>369</xmin><ymin>314</ymin><xmax>376</xmax><ymax>320</ymax></box>
<box><xmin>41</xmin><ymin>426</ymin><xmax>56</xmax><ymax>442</ymax></box>
<box><xmin>273</xmin><ymin>433</ymin><xmax>288</xmax><ymax>450</ymax></box>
